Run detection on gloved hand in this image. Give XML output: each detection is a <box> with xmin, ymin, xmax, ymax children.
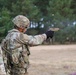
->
<box><xmin>45</xmin><ymin>30</ymin><xmax>54</xmax><ymax>39</ymax></box>
<box><xmin>45</xmin><ymin>28</ymin><xmax>59</xmax><ymax>39</ymax></box>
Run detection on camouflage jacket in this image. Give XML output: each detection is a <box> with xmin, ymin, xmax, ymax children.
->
<box><xmin>1</xmin><ymin>29</ymin><xmax>47</xmax><ymax>48</ymax></box>
<box><xmin>1</xmin><ymin>29</ymin><xmax>47</xmax><ymax>65</ymax></box>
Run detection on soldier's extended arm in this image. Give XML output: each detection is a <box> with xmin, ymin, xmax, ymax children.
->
<box><xmin>28</xmin><ymin>34</ymin><xmax>47</xmax><ymax>46</ymax></box>
<box><xmin>28</xmin><ymin>28</ymin><xmax>59</xmax><ymax>45</ymax></box>
<box><xmin>17</xmin><ymin>28</ymin><xmax>59</xmax><ymax>46</ymax></box>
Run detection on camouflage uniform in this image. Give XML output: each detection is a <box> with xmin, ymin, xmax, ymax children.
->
<box><xmin>1</xmin><ymin>28</ymin><xmax>47</xmax><ymax>75</ymax></box>
<box><xmin>1</xmin><ymin>15</ymin><xmax>58</xmax><ymax>75</ymax></box>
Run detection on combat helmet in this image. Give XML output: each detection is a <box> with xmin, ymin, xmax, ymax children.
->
<box><xmin>12</xmin><ymin>15</ymin><xmax>30</xmax><ymax>29</ymax></box>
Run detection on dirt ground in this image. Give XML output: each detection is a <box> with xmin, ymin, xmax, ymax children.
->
<box><xmin>0</xmin><ymin>45</ymin><xmax>76</xmax><ymax>75</ymax></box>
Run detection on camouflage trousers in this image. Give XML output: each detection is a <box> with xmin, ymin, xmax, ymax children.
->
<box><xmin>3</xmin><ymin>50</ymin><xmax>30</xmax><ymax>75</ymax></box>
<box><xmin>6</xmin><ymin>60</ymin><xmax>29</xmax><ymax>75</ymax></box>
<box><xmin>6</xmin><ymin>67</ymin><xmax>28</xmax><ymax>75</ymax></box>
<box><xmin>4</xmin><ymin>59</ymin><xmax>29</xmax><ymax>75</ymax></box>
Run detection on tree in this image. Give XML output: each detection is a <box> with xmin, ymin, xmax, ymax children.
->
<box><xmin>0</xmin><ymin>0</ymin><xmax>76</xmax><ymax>43</ymax></box>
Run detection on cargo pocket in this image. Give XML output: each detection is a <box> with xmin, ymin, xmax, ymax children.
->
<box><xmin>12</xmin><ymin>52</ymin><xmax>19</xmax><ymax>64</ymax></box>
<box><xmin>18</xmin><ymin>51</ymin><xmax>29</xmax><ymax>68</ymax></box>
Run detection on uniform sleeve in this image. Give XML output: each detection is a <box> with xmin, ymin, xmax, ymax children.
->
<box><xmin>16</xmin><ymin>33</ymin><xmax>29</xmax><ymax>44</ymax></box>
<box><xmin>28</xmin><ymin>34</ymin><xmax>47</xmax><ymax>45</ymax></box>
<box><xmin>17</xmin><ymin>33</ymin><xmax>47</xmax><ymax>45</ymax></box>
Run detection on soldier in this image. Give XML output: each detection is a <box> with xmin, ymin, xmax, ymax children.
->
<box><xmin>1</xmin><ymin>15</ymin><xmax>59</xmax><ymax>75</ymax></box>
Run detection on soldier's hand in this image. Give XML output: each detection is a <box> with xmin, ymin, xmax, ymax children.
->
<box><xmin>45</xmin><ymin>30</ymin><xmax>54</xmax><ymax>39</ymax></box>
<box><xmin>45</xmin><ymin>28</ymin><xmax>59</xmax><ymax>39</ymax></box>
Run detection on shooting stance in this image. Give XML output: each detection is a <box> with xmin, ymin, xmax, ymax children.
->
<box><xmin>1</xmin><ymin>15</ymin><xmax>59</xmax><ymax>75</ymax></box>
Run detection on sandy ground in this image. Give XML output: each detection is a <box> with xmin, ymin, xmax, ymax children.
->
<box><xmin>0</xmin><ymin>45</ymin><xmax>76</xmax><ymax>75</ymax></box>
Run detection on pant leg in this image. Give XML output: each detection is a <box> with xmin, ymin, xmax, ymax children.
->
<box><xmin>11</xmin><ymin>67</ymin><xmax>28</xmax><ymax>75</ymax></box>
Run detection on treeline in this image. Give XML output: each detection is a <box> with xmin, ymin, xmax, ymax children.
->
<box><xmin>0</xmin><ymin>0</ymin><xmax>76</xmax><ymax>44</ymax></box>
